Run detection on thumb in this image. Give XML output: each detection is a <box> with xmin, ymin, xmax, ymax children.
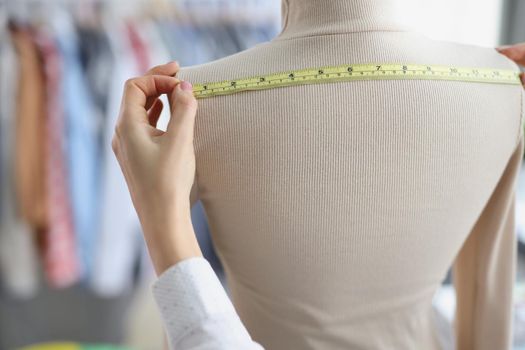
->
<box><xmin>496</xmin><ymin>45</ymin><xmax>511</xmax><ymax>52</ymax></box>
<box><xmin>167</xmin><ymin>80</ymin><xmax>198</xmax><ymax>143</ymax></box>
<box><xmin>495</xmin><ymin>43</ymin><xmax>525</xmax><ymax>66</ymax></box>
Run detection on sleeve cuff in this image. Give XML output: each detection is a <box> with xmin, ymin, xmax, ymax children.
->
<box><xmin>151</xmin><ymin>256</ymin><xmax>236</xmax><ymax>343</ymax></box>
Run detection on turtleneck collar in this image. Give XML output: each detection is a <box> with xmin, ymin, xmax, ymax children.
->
<box><xmin>273</xmin><ymin>0</ymin><xmax>419</xmax><ymax>41</ymax></box>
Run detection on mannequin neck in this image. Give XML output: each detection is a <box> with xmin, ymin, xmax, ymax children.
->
<box><xmin>274</xmin><ymin>0</ymin><xmax>418</xmax><ymax>41</ymax></box>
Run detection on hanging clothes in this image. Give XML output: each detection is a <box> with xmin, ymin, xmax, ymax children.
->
<box><xmin>33</xmin><ymin>26</ymin><xmax>81</xmax><ymax>289</ymax></box>
<box><xmin>91</xmin><ymin>18</ymin><xmax>144</xmax><ymax>297</ymax></box>
<box><xmin>0</xmin><ymin>22</ymin><xmax>39</xmax><ymax>299</ymax></box>
<box><xmin>156</xmin><ymin>21</ymin><xmax>200</xmax><ymax>66</ymax></box>
<box><xmin>76</xmin><ymin>25</ymin><xmax>114</xmax><ymax>116</ymax></box>
<box><xmin>51</xmin><ymin>10</ymin><xmax>103</xmax><ymax>283</ymax></box>
<box><xmin>0</xmin><ymin>3</ymin><xmax>282</xmax><ymax>298</ymax></box>
<box><xmin>11</xmin><ymin>26</ymin><xmax>48</xmax><ymax>233</ymax></box>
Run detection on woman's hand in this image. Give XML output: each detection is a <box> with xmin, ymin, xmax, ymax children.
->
<box><xmin>496</xmin><ymin>43</ymin><xmax>525</xmax><ymax>86</ymax></box>
<box><xmin>111</xmin><ymin>61</ymin><xmax>203</xmax><ymax>276</ymax></box>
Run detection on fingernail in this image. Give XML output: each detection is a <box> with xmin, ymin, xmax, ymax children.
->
<box><xmin>180</xmin><ymin>80</ymin><xmax>192</xmax><ymax>91</ymax></box>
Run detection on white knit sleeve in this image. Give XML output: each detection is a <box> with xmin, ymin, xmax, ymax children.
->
<box><xmin>151</xmin><ymin>256</ymin><xmax>264</xmax><ymax>350</ymax></box>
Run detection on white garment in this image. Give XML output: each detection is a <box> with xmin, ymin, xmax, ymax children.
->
<box><xmin>91</xmin><ymin>18</ymin><xmax>143</xmax><ymax>296</ymax></box>
<box><xmin>152</xmin><ymin>257</ymin><xmax>263</xmax><ymax>349</ymax></box>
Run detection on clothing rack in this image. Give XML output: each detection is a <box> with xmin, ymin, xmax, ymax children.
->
<box><xmin>0</xmin><ymin>0</ymin><xmax>281</xmax><ymax>301</ymax></box>
<box><xmin>3</xmin><ymin>0</ymin><xmax>281</xmax><ymax>25</ymax></box>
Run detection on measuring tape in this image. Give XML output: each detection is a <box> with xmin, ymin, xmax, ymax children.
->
<box><xmin>192</xmin><ymin>63</ymin><xmax>521</xmax><ymax>99</ymax></box>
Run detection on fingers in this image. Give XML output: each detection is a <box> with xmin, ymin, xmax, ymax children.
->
<box><xmin>166</xmin><ymin>81</ymin><xmax>197</xmax><ymax>145</ymax></box>
<box><xmin>120</xmin><ymin>74</ymin><xmax>180</xmax><ymax>128</ymax></box>
<box><xmin>148</xmin><ymin>98</ymin><xmax>164</xmax><ymax>128</ymax></box>
<box><xmin>496</xmin><ymin>43</ymin><xmax>525</xmax><ymax>66</ymax></box>
<box><xmin>145</xmin><ymin>61</ymin><xmax>180</xmax><ymax>110</ymax></box>
<box><xmin>146</xmin><ymin>61</ymin><xmax>180</xmax><ymax>76</ymax></box>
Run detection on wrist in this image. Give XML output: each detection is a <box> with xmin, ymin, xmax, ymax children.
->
<box><xmin>137</xmin><ymin>198</ymin><xmax>192</xmax><ymax>236</ymax></box>
<box><xmin>136</xmin><ymin>201</ymin><xmax>202</xmax><ymax>275</ymax></box>
<box><xmin>144</xmin><ymin>221</ymin><xmax>203</xmax><ymax>276</ymax></box>
<box><xmin>149</xmin><ymin>234</ymin><xmax>203</xmax><ymax>276</ymax></box>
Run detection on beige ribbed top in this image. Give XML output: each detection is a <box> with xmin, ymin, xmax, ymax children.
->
<box><xmin>176</xmin><ymin>0</ymin><xmax>525</xmax><ymax>349</ymax></box>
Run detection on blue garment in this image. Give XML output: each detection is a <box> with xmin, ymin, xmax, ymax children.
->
<box><xmin>53</xmin><ymin>13</ymin><xmax>102</xmax><ymax>282</ymax></box>
<box><xmin>91</xmin><ymin>18</ymin><xmax>143</xmax><ymax>296</ymax></box>
<box><xmin>76</xmin><ymin>26</ymin><xmax>114</xmax><ymax>115</ymax></box>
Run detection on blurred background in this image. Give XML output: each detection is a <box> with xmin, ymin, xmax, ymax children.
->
<box><xmin>0</xmin><ymin>0</ymin><xmax>525</xmax><ymax>349</ymax></box>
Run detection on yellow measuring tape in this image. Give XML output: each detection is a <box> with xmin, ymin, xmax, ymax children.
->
<box><xmin>192</xmin><ymin>62</ymin><xmax>521</xmax><ymax>99</ymax></box>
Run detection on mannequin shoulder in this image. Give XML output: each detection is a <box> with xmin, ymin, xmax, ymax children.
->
<box><xmin>417</xmin><ymin>35</ymin><xmax>521</xmax><ymax>72</ymax></box>
<box><xmin>175</xmin><ymin>41</ymin><xmax>272</xmax><ymax>85</ymax></box>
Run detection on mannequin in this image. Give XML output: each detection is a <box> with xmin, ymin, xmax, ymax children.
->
<box><xmin>163</xmin><ymin>0</ymin><xmax>524</xmax><ymax>349</ymax></box>
<box><xmin>173</xmin><ymin>0</ymin><xmax>523</xmax><ymax>349</ymax></box>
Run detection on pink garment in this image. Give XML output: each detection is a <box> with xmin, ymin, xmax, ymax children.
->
<box><xmin>34</xmin><ymin>28</ymin><xmax>80</xmax><ymax>288</ymax></box>
<box><xmin>125</xmin><ymin>22</ymin><xmax>150</xmax><ymax>74</ymax></box>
